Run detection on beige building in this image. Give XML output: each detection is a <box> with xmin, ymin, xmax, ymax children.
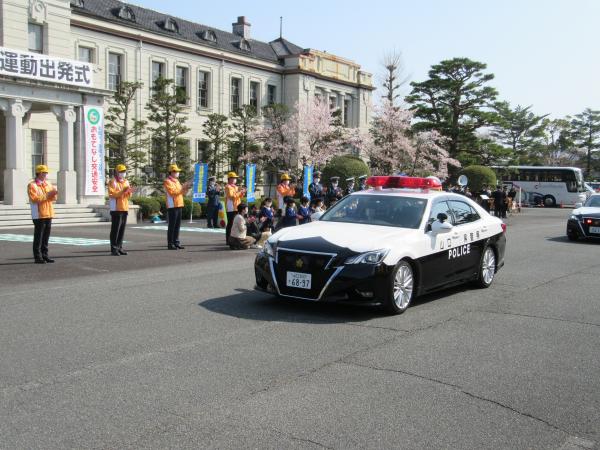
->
<box><xmin>0</xmin><ymin>0</ymin><xmax>374</xmax><ymax>207</ymax></box>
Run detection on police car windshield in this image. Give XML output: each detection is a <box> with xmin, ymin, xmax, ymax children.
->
<box><xmin>320</xmin><ymin>194</ymin><xmax>427</xmax><ymax>229</ymax></box>
<box><xmin>586</xmin><ymin>196</ymin><xmax>600</xmax><ymax>207</ymax></box>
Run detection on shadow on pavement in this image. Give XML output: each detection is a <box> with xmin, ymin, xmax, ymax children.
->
<box><xmin>546</xmin><ymin>235</ymin><xmax>600</xmax><ymax>245</ymax></box>
<box><xmin>199</xmin><ymin>285</ymin><xmax>472</xmax><ymax>324</ymax></box>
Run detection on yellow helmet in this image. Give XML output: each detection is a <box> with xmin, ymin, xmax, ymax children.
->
<box><xmin>168</xmin><ymin>163</ymin><xmax>182</xmax><ymax>173</ymax></box>
<box><xmin>227</xmin><ymin>171</ymin><xmax>239</xmax><ymax>179</ymax></box>
<box><xmin>115</xmin><ymin>164</ymin><xmax>127</xmax><ymax>172</ymax></box>
<box><xmin>280</xmin><ymin>173</ymin><xmax>292</xmax><ymax>181</ymax></box>
<box><xmin>35</xmin><ymin>164</ymin><xmax>49</xmax><ymax>174</ymax></box>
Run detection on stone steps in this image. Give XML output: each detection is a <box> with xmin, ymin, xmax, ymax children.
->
<box><xmin>0</xmin><ymin>203</ymin><xmax>109</xmax><ymax>229</ymax></box>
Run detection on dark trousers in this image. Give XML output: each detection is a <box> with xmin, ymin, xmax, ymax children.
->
<box><xmin>167</xmin><ymin>207</ymin><xmax>183</xmax><ymax>246</ymax></box>
<box><xmin>110</xmin><ymin>211</ymin><xmax>128</xmax><ymax>251</ymax></box>
<box><xmin>206</xmin><ymin>205</ymin><xmax>219</xmax><ymax>228</ymax></box>
<box><xmin>225</xmin><ymin>211</ymin><xmax>236</xmax><ymax>244</ymax></box>
<box><xmin>32</xmin><ymin>218</ymin><xmax>52</xmax><ymax>259</ymax></box>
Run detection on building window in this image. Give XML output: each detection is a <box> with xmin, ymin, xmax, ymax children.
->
<box><xmin>249</xmin><ymin>81</ymin><xmax>260</xmax><ymax>111</ymax></box>
<box><xmin>329</xmin><ymin>96</ymin><xmax>337</xmax><ymax>110</ymax></box>
<box><xmin>31</xmin><ymin>130</ymin><xmax>45</xmax><ymax>177</ymax></box>
<box><xmin>267</xmin><ymin>85</ymin><xmax>277</xmax><ymax>105</ymax></box>
<box><xmin>78</xmin><ymin>46</ymin><xmax>94</xmax><ymax>63</ymax></box>
<box><xmin>116</xmin><ymin>6</ymin><xmax>136</xmax><ymax>22</ymax></box>
<box><xmin>230</xmin><ymin>78</ymin><xmax>241</xmax><ymax>112</ymax></box>
<box><xmin>197</xmin><ymin>140</ymin><xmax>209</xmax><ymax>162</ymax></box>
<box><xmin>108</xmin><ymin>52</ymin><xmax>122</xmax><ymax>91</ymax></box>
<box><xmin>198</xmin><ymin>71</ymin><xmax>210</xmax><ymax>109</ymax></box>
<box><xmin>343</xmin><ymin>99</ymin><xmax>351</xmax><ymax>126</ymax></box>
<box><xmin>151</xmin><ymin>61</ymin><xmax>165</xmax><ymax>91</ymax></box>
<box><xmin>28</xmin><ymin>23</ymin><xmax>43</xmax><ymax>54</ymax></box>
<box><xmin>163</xmin><ymin>17</ymin><xmax>179</xmax><ymax>33</ymax></box>
<box><xmin>200</xmin><ymin>30</ymin><xmax>217</xmax><ymax>43</ymax></box>
<box><xmin>175</xmin><ymin>66</ymin><xmax>188</xmax><ymax>105</ymax></box>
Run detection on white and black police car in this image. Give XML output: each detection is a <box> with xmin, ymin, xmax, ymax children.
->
<box><xmin>254</xmin><ymin>176</ymin><xmax>507</xmax><ymax>314</ymax></box>
<box><xmin>567</xmin><ymin>193</ymin><xmax>600</xmax><ymax>241</ymax></box>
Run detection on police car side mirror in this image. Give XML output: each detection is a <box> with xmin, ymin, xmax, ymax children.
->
<box><xmin>431</xmin><ymin>220</ymin><xmax>453</xmax><ymax>234</ymax></box>
<box><xmin>575</xmin><ymin>202</ymin><xmax>583</xmax><ymax>209</ymax></box>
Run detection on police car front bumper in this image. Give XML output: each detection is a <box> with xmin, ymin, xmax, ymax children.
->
<box><xmin>254</xmin><ymin>252</ymin><xmax>393</xmax><ymax>303</ymax></box>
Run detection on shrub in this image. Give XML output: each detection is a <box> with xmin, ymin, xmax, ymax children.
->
<box><xmin>322</xmin><ymin>155</ymin><xmax>370</xmax><ymax>188</ymax></box>
<box><xmin>183</xmin><ymin>197</ymin><xmax>202</xmax><ymax>219</ymax></box>
<box><xmin>461</xmin><ymin>165</ymin><xmax>497</xmax><ymax>192</ymax></box>
<box><xmin>131</xmin><ymin>196</ymin><xmax>161</xmax><ymax>219</ymax></box>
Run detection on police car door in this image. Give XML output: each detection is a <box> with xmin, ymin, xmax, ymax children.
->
<box><xmin>421</xmin><ymin>199</ymin><xmax>461</xmax><ymax>289</ymax></box>
<box><xmin>446</xmin><ymin>199</ymin><xmax>484</xmax><ymax>280</ymax></box>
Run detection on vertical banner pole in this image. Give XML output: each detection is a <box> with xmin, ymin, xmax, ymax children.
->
<box><xmin>246</xmin><ymin>163</ymin><xmax>256</xmax><ymax>204</ymax></box>
<box><xmin>191</xmin><ymin>162</ymin><xmax>209</xmax><ymax>224</ymax></box>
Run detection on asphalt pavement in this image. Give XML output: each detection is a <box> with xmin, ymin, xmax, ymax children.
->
<box><xmin>0</xmin><ymin>209</ymin><xmax>598</xmax><ymax>449</ymax></box>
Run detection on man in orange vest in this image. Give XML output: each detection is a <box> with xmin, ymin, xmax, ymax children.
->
<box><xmin>28</xmin><ymin>165</ymin><xmax>58</xmax><ymax>264</ymax></box>
<box><xmin>276</xmin><ymin>173</ymin><xmax>296</xmax><ymax>215</ymax></box>
<box><xmin>108</xmin><ymin>164</ymin><xmax>135</xmax><ymax>256</ymax></box>
<box><xmin>164</xmin><ymin>164</ymin><xmax>192</xmax><ymax>250</ymax></box>
<box><xmin>224</xmin><ymin>171</ymin><xmax>246</xmax><ymax>245</ymax></box>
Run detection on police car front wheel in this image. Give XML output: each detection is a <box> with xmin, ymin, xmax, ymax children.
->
<box><xmin>385</xmin><ymin>260</ymin><xmax>415</xmax><ymax>314</ymax></box>
<box><xmin>475</xmin><ymin>246</ymin><xmax>496</xmax><ymax>288</ymax></box>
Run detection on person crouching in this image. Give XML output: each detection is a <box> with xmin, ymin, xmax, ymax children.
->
<box><xmin>229</xmin><ymin>203</ymin><xmax>257</xmax><ymax>250</ymax></box>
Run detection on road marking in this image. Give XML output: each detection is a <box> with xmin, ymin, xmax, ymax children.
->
<box><xmin>132</xmin><ymin>225</ymin><xmax>225</xmax><ymax>234</ymax></box>
<box><xmin>0</xmin><ymin>233</ymin><xmax>111</xmax><ymax>246</ymax></box>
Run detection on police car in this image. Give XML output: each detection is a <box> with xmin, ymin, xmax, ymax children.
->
<box><xmin>254</xmin><ymin>176</ymin><xmax>507</xmax><ymax>314</ymax></box>
<box><xmin>567</xmin><ymin>193</ymin><xmax>600</xmax><ymax>241</ymax></box>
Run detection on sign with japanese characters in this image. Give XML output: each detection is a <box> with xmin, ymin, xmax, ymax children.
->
<box><xmin>83</xmin><ymin>106</ymin><xmax>105</xmax><ymax>196</ymax></box>
<box><xmin>0</xmin><ymin>47</ymin><xmax>93</xmax><ymax>88</ymax></box>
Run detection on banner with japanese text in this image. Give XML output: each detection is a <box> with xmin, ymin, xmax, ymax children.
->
<box><xmin>0</xmin><ymin>47</ymin><xmax>93</xmax><ymax>88</ymax></box>
<box><xmin>245</xmin><ymin>164</ymin><xmax>256</xmax><ymax>203</ymax></box>
<box><xmin>83</xmin><ymin>106</ymin><xmax>105</xmax><ymax>196</ymax></box>
<box><xmin>192</xmin><ymin>163</ymin><xmax>209</xmax><ymax>203</ymax></box>
<box><xmin>303</xmin><ymin>165</ymin><xmax>313</xmax><ymax>200</ymax></box>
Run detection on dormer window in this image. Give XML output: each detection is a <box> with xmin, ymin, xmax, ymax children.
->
<box><xmin>163</xmin><ymin>17</ymin><xmax>179</xmax><ymax>33</ymax></box>
<box><xmin>117</xmin><ymin>6</ymin><xmax>135</xmax><ymax>22</ymax></box>
<box><xmin>237</xmin><ymin>38</ymin><xmax>251</xmax><ymax>51</ymax></box>
<box><xmin>200</xmin><ymin>30</ymin><xmax>217</xmax><ymax>43</ymax></box>
<box><xmin>70</xmin><ymin>0</ymin><xmax>84</xmax><ymax>8</ymax></box>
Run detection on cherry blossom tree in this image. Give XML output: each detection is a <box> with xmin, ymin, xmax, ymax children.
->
<box><xmin>410</xmin><ymin>130</ymin><xmax>460</xmax><ymax>178</ymax></box>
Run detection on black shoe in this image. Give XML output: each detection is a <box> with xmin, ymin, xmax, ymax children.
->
<box><xmin>111</xmin><ymin>250</ymin><xmax>120</xmax><ymax>256</ymax></box>
<box><xmin>34</xmin><ymin>258</ymin><xmax>46</xmax><ymax>264</ymax></box>
<box><xmin>43</xmin><ymin>257</ymin><xmax>55</xmax><ymax>263</ymax></box>
<box><xmin>168</xmin><ymin>245</ymin><xmax>177</xmax><ymax>250</ymax></box>
<box><xmin>176</xmin><ymin>245</ymin><xmax>185</xmax><ymax>250</ymax></box>
<box><xmin>118</xmin><ymin>249</ymin><xmax>128</xmax><ymax>255</ymax></box>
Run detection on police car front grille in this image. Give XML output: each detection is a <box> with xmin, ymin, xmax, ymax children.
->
<box><xmin>274</xmin><ymin>249</ymin><xmax>337</xmax><ymax>299</ymax></box>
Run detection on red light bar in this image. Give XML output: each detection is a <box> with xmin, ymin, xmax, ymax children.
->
<box><xmin>366</xmin><ymin>176</ymin><xmax>442</xmax><ymax>190</ymax></box>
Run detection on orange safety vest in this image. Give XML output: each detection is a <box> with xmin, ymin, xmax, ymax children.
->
<box><xmin>225</xmin><ymin>183</ymin><xmax>244</xmax><ymax>212</ymax></box>
<box><xmin>28</xmin><ymin>180</ymin><xmax>55</xmax><ymax>219</ymax></box>
<box><xmin>164</xmin><ymin>176</ymin><xmax>185</xmax><ymax>208</ymax></box>
<box><xmin>276</xmin><ymin>183</ymin><xmax>295</xmax><ymax>209</ymax></box>
<box><xmin>108</xmin><ymin>177</ymin><xmax>132</xmax><ymax>212</ymax></box>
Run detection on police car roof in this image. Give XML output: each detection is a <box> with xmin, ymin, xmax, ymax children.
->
<box><xmin>349</xmin><ymin>188</ymin><xmax>452</xmax><ymax>200</ymax></box>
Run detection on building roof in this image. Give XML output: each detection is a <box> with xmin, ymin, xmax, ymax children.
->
<box><xmin>70</xmin><ymin>0</ymin><xmax>306</xmax><ymax>64</ymax></box>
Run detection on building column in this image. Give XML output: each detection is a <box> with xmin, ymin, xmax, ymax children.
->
<box><xmin>0</xmin><ymin>99</ymin><xmax>32</xmax><ymax>205</ymax></box>
<box><xmin>51</xmin><ymin>105</ymin><xmax>77</xmax><ymax>204</ymax></box>
<box><xmin>339</xmin><ymin>93</ymin><xmax>346</xmax><ymax>125</ymax></box>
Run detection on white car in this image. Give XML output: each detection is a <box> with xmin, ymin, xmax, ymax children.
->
<box><xmin>254</xmin><ymin>176</ymin><xmax>507</xmax><ymax>314</ymax></box>
<box><xmin>567</xmin><ymin>194</ymin><xmax>600</xmax><ymax>241</ymax></box>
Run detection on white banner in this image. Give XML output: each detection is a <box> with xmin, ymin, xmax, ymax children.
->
<box><xmin>84</xmin><ymin>106</ymin><xmax>105</xmax><ymax>196</ymax></box>
<box><xmin>0</xmin><ymin>47</ymin><xmax>93</xmax><ymax>88</ymax></box>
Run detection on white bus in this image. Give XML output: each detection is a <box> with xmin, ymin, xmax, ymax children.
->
<box><xmin>492</xmin><ymin>166</ymin><xmax>588</xmax><ymax>207</ymax></box>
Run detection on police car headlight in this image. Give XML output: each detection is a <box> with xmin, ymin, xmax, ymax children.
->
<box><xmin>345</xmin><ymin>249</ymin><xmax>389</xmax><ymax>265</ymax></box>
<box><xmin>569</xmin><ymin>214</ymin><xmax>580</xmax><ymax>220</ymax></box>
<box><xmin>263</xmin><ymin>240</ymin><xmax>275</xmax><ymax>257</ymax></box>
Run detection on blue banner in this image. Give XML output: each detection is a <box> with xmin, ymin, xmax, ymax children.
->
<box><xmin>246</xmin><ymin>163</ymin><xmax>256</xmax><ymax>203</ymax></box>
<box><xmin>303</xmin><ymin>165</ymin><xmax>313</xmax><ymax>200</ymax></box>
<box><xmin>192</xmin><ymin>162</ymin><xmax>209</xmax><ymax>203</ymax></box>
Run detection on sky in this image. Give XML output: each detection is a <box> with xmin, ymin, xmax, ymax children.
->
<box><xmin>129</xmin><ymin>0</ymin><xmax>600</xmax><ymax>118</ymax></box>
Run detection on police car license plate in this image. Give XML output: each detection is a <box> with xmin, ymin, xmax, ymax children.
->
<box><xmin>286</xmin><ymin>272</ymin><xmax>312</xmax><ymax>289</ymax></box>
<box><xmin>589</xmin><ymin>226</ymin><xmax>600</xmax><ymax>234</ymax></box>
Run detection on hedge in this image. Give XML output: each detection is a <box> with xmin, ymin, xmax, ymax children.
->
<box><xmin>135</xmin><ymin>195</ymin><xmax>202</xmax><ymax>219</ymax></box>
<box><xmin>131</xmin><ymin>196</ymin><xmax>161</xmax><ymax>219</ymax></box>
<box><xmin>460</xmin><ymin>165</ymin><xmax>497</xmax><ymax>193</ymax></box>
<box><xmin>322</xmin><ymin>155</ymin><xmax>370</xmax><ymax>188</ymax></box>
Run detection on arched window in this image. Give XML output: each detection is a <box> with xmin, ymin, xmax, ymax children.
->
<box><xmin>163</xmin><ymin>17</ymin><xmax>179</xmax><ymax>33</ymax></box>
<box><xmin>70</xmin><ymin>0</ymin><xmax>84</xmax><ymax>8</ymax></box>
<box><xmin>200</xmin><ymin>30</ymin><xmax>217</xmax><ymax>43</ymax></box>
<box><xmin>238</xmin><ymin>38</ymin><xmax>251</xmax><ymax>51</ymax></box>
<box><xmin>117</xmin><ymin>6</ymin><xmax>135</xmax><ymax>22</ymax></box>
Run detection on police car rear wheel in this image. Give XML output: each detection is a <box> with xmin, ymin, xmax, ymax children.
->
<box><xmin>476</xmin><ymin>246</ymin><xmax>496</xmax><ymax>288</ymax></box>
<box><xmin>385</xmin><ymin>260</ymin><xmax>414</xmax><ymax>314</ymax></box>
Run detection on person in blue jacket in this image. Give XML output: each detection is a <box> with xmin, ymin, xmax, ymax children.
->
<box><xmin>258</xmin><ymin>197</ymin><xmax>274</xmax><ymax>232</ymax></box>
<box><xmin>206</xmin><ymin>176</ymin><xmax>222</xmax><ymax>228</ymax></box>
<box><xmin>297</xmin><ymin>196</ymin><xmax>312</xmax><ymax>225</ymax></box>
<box><xmin>280</xmin><ymin>197</ymin><xmax>298</xmax><ymax>228</ymax></box>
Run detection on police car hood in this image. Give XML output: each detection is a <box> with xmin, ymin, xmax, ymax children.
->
<box><xmin>573</xmin><ymin>206</ymin><xmax>600</xmax><ymax>216</ymax></box>
<box><xmin>271</xmin><ymin>221</ymin><xmax>419</xmax><ymax>254</ymax></box>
